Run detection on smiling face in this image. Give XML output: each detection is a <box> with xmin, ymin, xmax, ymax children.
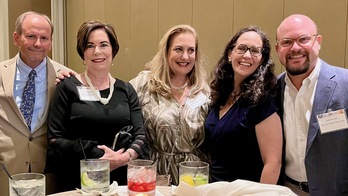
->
<box><xmin>167</xmin><ymin>32</ymin><xmax>196</xmax><ymax>77</ymax></box>
<box><xmin>276</xmin><ymin>14</ymin><xmax>322</xmax><ymax>76</ymax></box>
<box><xmin>228</xmin><ymin>31</ymin><xmax>263</xmax><ymax>83</ymax></box>
<box><xmin>84</xmin><ymin>28</ymin><xmax>113</xmax><ymax>72</ymax></box>
<box><xmin>13</xmin><ymin>14</ymin><xmax>52</xmax><ymax>68</ymax></box>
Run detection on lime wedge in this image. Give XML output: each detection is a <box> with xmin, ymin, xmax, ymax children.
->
<box><xmin>81</xmin><ymin>172</ymin><xmax>96</xmax><ymax>187</ymax></box>
<box><xmin>193</xmin><ymin>174</ymin><xmax>208</xmax><ymax>186</ymax></box>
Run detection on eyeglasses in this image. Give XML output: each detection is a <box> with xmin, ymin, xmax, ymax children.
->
<box><xmin>232</xmin><ymin>44</ymin><xmax>263</xmax><ymax>57</ymax></box>
<box><xmin>277</xmin><ymin>34</ymin><xmax>318</xmax><ymax>48</ymax></box>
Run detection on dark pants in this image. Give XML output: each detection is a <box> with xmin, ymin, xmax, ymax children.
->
<box><xmin>284</xmin><ymin>180</ymin><xmax>309</xmax><ymax>196</ymax></box>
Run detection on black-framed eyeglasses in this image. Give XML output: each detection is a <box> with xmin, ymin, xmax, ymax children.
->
<box><xmin>232</xmin><ymin>44</ymin><xmax>263</xmax><ymax>57</ymax></box>
<box><xmin>277</xmin><ymin>34</ymin><xmax>318</xmax><ymax>48</ymax></box>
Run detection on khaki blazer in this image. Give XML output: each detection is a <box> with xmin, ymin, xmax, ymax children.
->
<box><xmin>0</xmin><ymin>54</ymin><xmax>71</xmax><ymax>196</ymax></box>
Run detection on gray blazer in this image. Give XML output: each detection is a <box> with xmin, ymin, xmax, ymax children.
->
<box><xmin>278</xmin><ymin>59</ymin><xmax>348</xmax><ymax>196</ymax></box>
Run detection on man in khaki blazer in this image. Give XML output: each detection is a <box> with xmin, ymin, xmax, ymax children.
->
<box><xmin>0</xmin><ymin>131</ymin><xmax>15</xmax><ymax>163</ymax></box>
<box><xmin>0</xmin><ymin>11</ymin><xmax>72</xmax><ymax>195</ymax></box>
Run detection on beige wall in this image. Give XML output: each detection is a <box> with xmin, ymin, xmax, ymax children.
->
<box><xmin>66</xmin><ymin>0</ymin><xmax>348</xmax><ymax>81</ymax></box>
<box><xmin>8</xmin><ymin>0</ymin><xmax>51</xmax><ymax>58</ymax></box>
<box><xmin>8</xmin><ymin>1</ymin><xmax>348</xmax><ymax>82</ymax></box>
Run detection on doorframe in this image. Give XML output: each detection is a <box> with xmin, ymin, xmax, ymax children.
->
<box><xmin>51</xmin><ymin>0</ymin><xmax>66</xmax><ymax>65</ymax></box>
<box><xmin>0</xmin><ymin>0</ymin><xmax>66</xmax><ymax>64</ymax></box>
<box><xmin>0</xmin><ymin>0</ymin><xmax>9</xmax><ymax>62</ymax></box>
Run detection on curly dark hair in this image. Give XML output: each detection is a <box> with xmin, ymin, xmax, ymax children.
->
<box><xmin>210</xmin><ymin>26</ymin><xmax>277</xmax><ymax>109</ymax></box>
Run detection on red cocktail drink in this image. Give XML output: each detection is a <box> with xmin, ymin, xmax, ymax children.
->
<box><xmin>128</xmin><ymin>160</ymin><xmax>156</xmax><ymax>196</ymax></box>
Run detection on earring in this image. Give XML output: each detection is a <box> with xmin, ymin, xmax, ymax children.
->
<box><xmin>83</xmin><ymin>61</ymin><xmax>86</xmax><ymax>66</ymax></box>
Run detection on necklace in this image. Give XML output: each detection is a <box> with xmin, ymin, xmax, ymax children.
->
<box><xmin>171</xmin><ymin>81</ymin><xmax>188</xmax><ymax>94</ymax></box>
<box><xmin>220</xmin><ymin>103</ymin><xmax>233</xmax><ymax>119</ymax></box>
<box><xmin>219</xmin><ymin>94</ymin><xmax>240</xmax><ymax>119</ymax></box>
<box><xmin>84</xmin><ymin>71</ymin><xmax>114</xmax><ymax>105</ymax></box>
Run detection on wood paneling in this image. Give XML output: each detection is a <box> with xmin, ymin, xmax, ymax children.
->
<box><xmin>129</xmin><ymin>0</ymin><xmax>158</xmax><ymax>78</ymax></box>
<box><xmin>65</xmin><ymin>0</ymin><xmax>348</xmax><ymax>81</ymax></box>
<box><xmin>284</xmin><ymin>0</ymin><xmax>347</xmax><ymax>68</ymax></box>
<box><xmin>234</xmin><ymin>0</ymin><xmax>284</xmax><ymax>73</ymax></box>
<box><xmin>106</xmin><ymin>0</ymin><xmax>131</xmax><ymax>79</ymax></box>
<box><xmin>84</xmin><ymin>0</ymin><xmax>106</xmax><ymax>21</ymax></box>
<box><xmin>158</xmin><ymin>0</ymin><xmax>193</xmax><ymax>38</ymax></box>
<box><xmin>8</xmin><ymin>0</ymin><xmax>51</xmax><ymax>58</ymax></box>
<box><xmin>193</xmin><ymin>0</ymin><xmax>234</xmax><ymax>76</ymax></box>
<box><xmin>346</xmin><ymin>6</ymin><xmax>348</xmax><ymax>69</ymax></box>
<box><xmin>66</xmin><ymin>0</ymin><xmax>85</xmax><ymax>73</ymax></box>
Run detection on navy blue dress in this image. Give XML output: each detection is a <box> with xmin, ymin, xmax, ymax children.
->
<box><xmin>204</xmin><ymin>96</ymin><xmax>277</xmax><ymax>182</ymax></box>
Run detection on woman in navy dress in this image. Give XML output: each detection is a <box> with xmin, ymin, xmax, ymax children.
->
<box><xmin>204</xmin><ymin>26</ymin><xmax>282</xmax><ymax>184</ymax></box>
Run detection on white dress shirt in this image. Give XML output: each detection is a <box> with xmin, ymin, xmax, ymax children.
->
<box><xmin>283</xmin><ymin>61</ymin><xmax>321</xmax><ymax>182</ymax></box>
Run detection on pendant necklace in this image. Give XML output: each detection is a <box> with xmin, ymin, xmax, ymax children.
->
<box><xmin>84</xmin><ymin>71</ymin><xmax>114</xmax><ymax>105</ymax></box>
<box><xmin>219</xmin><ymin>94</ymin><xmax>240</xmax><ymax>119</ymax></box>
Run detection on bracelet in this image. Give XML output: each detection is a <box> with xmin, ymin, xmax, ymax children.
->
<box><xmin>126</xmin><ymin>151</ymin><xmax>132</xmax><ymax>162</ymax></box>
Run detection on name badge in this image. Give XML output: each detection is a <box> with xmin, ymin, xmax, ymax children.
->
<box><xmin>186</xmin><ymin>92</ymin><xmax>209</xmax><ymax>110</ymax></box>
<box><xmin>77</xmin><ymin>86</ymin><xmax>100</xmax><ymax>101</ymax></box>
<box><xmin>317</xmin><ymin>109</ymin><xmax>348</xmax><ymax>134</ymax></box>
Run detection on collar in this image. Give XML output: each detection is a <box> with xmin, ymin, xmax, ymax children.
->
<box><xmin>284</xmin><ymin>59</ymin><xmax>321</xmax><ymax>87</ymax></box>
<box><xmin>16</xmin><ymin>54</ymin><xmax>47</xmax><ymax>77</ymax></box>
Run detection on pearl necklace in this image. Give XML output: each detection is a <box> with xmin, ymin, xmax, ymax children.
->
<box><xmin>171</xmin><ymin>81</ymin><xmax>188</xmax><ymax>94</ymax></box>
<box><xmin>84</xmin><ymin>71</ymin><xmax>114</xmax><ymax>105</ymax></box>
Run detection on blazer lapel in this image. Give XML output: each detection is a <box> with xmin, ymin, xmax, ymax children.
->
<box><xmin>2</xmin><ymin>55</ymin><xmax>29</xmax><ymax>124</ymax></box>
<box><xmin>33</xmin><ymin>57</ymin><xmax>59</xmax><ymax>136</ymax></box>
<box><xmin>278</xmin><ymin>73</ymin><xmax>286</xmax><ymax>115</ymax></box>
<box><xmin>306</xmin><ymin>61</ymin><xmax>336</xmax><ymax>154</ymax></box>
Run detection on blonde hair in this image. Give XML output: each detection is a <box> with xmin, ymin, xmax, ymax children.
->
<box><xmin>147</xmin><ymin>24</ymin><xmax>209</xmax><ymax>99</ymax></box>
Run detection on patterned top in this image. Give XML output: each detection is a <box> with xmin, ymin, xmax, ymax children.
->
<box><xmin>130</xmin><ymin>71</ymin><xmax>210</xmax><ymax>185</ymax></box>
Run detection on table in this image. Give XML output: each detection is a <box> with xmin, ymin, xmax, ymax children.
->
<box><xmin>48</xmin><ymin>186</ymin><xmax>172</xmax><ymax>196</ymax></box>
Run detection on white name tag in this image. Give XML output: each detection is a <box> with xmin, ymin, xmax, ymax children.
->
<box><xmin>317</xmin><ymin>109</ymin><xmax>348</xmax><ymax>134</ymax></box>
<box><xmin>77</xmin><ymin>86</ymin><xmax>100</xmax><ymax>101</ymax></box>
<box><xmin>186</xmin><ymin>92</ymin><xmax>209</xmax><ymax>110</ymax></box>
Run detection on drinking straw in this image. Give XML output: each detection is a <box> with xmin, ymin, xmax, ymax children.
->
<box><xmin>0</xmin><ymin>161</ymin><xmax>21</xmax><ymax>196</ymax></box>
<box><xmin>79</xmin><ymin>138</ymin><xmax>87</xmax><ymax>160</ymax></box>
<box><xmin>193</xmin><ymin>162</ymin><xmax>201</xmax><ymax>177</ymax></box>
<box><xmin>151</xmin><ymin>157</ymin><xmax>159</xmax><ymax>165</ymax></box>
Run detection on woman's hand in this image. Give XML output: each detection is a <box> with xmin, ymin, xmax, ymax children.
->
<box><xmin>55</xmin><ymin>70</ymin><xmax>76</xmax><ymax>84</ymax></box>
<box><xmin>97</xmin><ymin>145</ymin><xmax>129</xmax><ymax>171</ymax></box>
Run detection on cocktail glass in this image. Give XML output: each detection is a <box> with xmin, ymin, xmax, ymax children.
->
<box><xmin>9</xmin><ymin>173</ymin><xmax>45</xmax><ymax>196</ymax></box>
<box><xmin>80</xmin><ymin>159</ymin><xmax>110</xmax><ymax>193</ymax></box>
<box><xmin>179</xmin><ymin>161</ymin><xmax>209</xmax><ymax>187</ymax></box>
<box><xmin>127</xmin><ymin>159</ymin><xmax>156</xmax><ymax>196</ymax></box>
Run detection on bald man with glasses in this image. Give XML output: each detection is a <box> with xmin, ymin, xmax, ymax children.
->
<box><xmin>276</xmin><ymin>14</ymin><xmax>348</xmax><ymax>196</ymax></box>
